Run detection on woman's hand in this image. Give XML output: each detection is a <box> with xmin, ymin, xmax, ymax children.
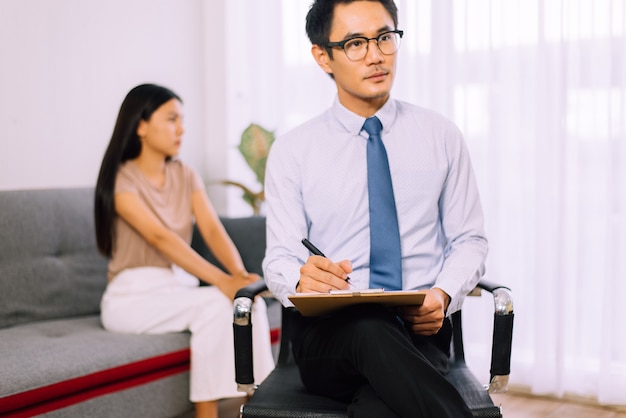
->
<box><xmin>216</xmin><ymin>271</ymin><xmax>259</xmax><ymax>300</ymax></box>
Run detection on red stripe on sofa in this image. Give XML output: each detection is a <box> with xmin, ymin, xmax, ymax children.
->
<box><xmin>270</xmin><ymin>327</ymin><xmax>281</xmax><ymax>345</ymax></box>
<box><xmin>0</xmin><ymin>348</ymin><xmax>190</xmax><ymax>417</ymax></box>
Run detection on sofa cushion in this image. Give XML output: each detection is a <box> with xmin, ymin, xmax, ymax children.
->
<box><xmin>0</xmin><ymin>188</ymin><xmax>108</xmax><ymax>329</ymax></box>
<box><xmin>35</xmin><ymin>372</ymin><xmax>192</xmax><ymax>418</ymax></box>
<box><xmin>0</xmin><ymin>316</ymin><xmax>190</xmax><ymax>415</ymax></box>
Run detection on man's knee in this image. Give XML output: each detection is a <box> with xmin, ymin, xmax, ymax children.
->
<box><xmin>341</xmin><ymin>304</ymin><xmax>406</xmax><ymax>341</ymax></box>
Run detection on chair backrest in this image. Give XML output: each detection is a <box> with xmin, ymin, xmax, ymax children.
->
<box><xmin>450</xmin><ymin>310</ymin><xmax>466</xmax><ymax>363</ymax></box>
<box><xmin>276</xmin><ymin>307</ymin><xmax>297</xmax><ymax>365</ymax></box>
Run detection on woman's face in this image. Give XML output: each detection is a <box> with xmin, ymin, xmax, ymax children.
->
<box><xmin>136</xmin><ymin>98</ymin><xmax>184</xmax><ymax>158</ymax></box>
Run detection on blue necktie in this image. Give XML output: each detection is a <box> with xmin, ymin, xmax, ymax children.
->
<box><xmin>363</xmin><ymin>116</ymin><xmax>402</xmax><ymax>290</ymax></box>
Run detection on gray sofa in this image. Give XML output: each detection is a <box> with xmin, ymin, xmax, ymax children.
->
<box><xmin>0</xmin><ymin>188</ymin><xmax>270</xmax><ymax>417</ymax></box>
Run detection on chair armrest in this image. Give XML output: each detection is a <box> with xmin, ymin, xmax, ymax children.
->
<box><xmin>233</xmin><ymin>280</ymin><xmax>269</xmax><ymax>395</ymax></box>
<box><xmin>234</xmin><ymin>279</ymin><xmax>269</xmax><ymax>302</ymax></box>
<box><xmin>476</xmin><ymin>280</ymin><xmax>514</xmax><ymax>393</ymax></box>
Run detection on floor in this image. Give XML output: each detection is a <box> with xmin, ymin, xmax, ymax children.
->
<box><xmin>208</xmin><ymin>392</ymin><xmax>626</xmax><ymax>418</ymax></box>
<box><xmin>491</xmin><ymin>392</ymin><xmax>626</xmax><ymax>418</ymax></box>
<box><xmin>217</xmin><ymin>397</ymin><xmax>246</xmax><ymax>417</ymax></box>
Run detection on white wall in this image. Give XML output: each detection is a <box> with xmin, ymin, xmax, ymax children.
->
<box><xmin>0</xmin><ymin>0</ymin><xmax>236</xmax><ymax>214</ymax></box>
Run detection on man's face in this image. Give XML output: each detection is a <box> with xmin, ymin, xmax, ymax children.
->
<box><xmin>314</xmin><ymin>1</ymin><xmax>397</xmax><ymax>116</ymax></box>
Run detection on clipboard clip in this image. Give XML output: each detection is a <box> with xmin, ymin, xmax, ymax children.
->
<box><xmin>328</xmin><ymin>288</ymin><xmax>385</xmax><ymax>295</ymax></box>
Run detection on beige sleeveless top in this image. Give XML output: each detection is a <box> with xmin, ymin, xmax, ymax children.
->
<box><xmin>107</xmin><ymin>159</ymin><xmax>204</xmax><ymax>281</ymax></box>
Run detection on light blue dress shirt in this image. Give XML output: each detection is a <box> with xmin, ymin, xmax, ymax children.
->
<box><xmin>263</xmin><ymin>98</ymin><xmax>488</xmax><ymax>314</ymax></box>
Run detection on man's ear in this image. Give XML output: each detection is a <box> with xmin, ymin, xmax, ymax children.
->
<box><xmin>311</xmin><ymin>44</ymin><xmax>333</xmax><ymax>76</ymax></box>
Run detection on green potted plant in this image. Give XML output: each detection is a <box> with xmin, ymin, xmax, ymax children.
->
<box><xmin>222</xmin><ymin>123</ymin><xmax>275</xmax><ymax>215</ymax></box>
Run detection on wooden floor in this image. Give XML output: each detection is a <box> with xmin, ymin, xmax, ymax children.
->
<box><xmin>491</xmin><ymin>392</ymin><xmax>626</xmax><ymax>418</ymax></box>
<box><xmin>213</xmin><ymin>393</ymin><xmax>626</xmax><ymax>418</ymax></box>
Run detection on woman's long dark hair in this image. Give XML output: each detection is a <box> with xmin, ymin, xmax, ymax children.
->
<box><xmin>94</xmin><ymin>83</ymin><xmax>182</xmax><ymax>257</ymax></box>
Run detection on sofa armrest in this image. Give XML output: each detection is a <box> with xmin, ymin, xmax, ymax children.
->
<box><xmin>233</xmin><ymin>280</ymin><xmax>270</xmax><ymax>395</ymax></box>
<box><xmin>476</xmin><ymin>280</ymin><xmax>514</xmax><ymax>393</ymax></box>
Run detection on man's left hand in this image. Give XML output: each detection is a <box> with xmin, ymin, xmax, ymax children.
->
<box><xmin>396</xmin><ymin>288</ymin><xmax>450</xmax><ymax>336</ymax></box>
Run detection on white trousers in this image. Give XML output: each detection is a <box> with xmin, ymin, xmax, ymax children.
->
<box><xmin>100</xmin><ymin>266</ymin><xmax>274</xmax><ymax>402</ymax></box>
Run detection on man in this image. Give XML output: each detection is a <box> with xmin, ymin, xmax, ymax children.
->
<box><xmin>262</xmin><ymin>0</ymin><xmax>487</xmax><ymax>416</ymax></box>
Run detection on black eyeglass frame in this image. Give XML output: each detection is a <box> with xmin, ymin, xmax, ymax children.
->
<box><xmin>326</xmin><ymin>29</ymin><xmax>404</xmax><ymax>59</ymax></box>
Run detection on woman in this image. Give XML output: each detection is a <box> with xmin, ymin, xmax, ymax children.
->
<box><xmin>94</xmin><ymin>83</ymin><xmax>274</xmax><ymax>418</ymax></box>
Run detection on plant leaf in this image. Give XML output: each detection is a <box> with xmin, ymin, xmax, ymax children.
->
<box><xmin>238</xmin><ymin>123</ymin><xmax>275</xmax><ymax>185</ymax></box>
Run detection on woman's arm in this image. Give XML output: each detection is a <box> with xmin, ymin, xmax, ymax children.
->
<box><xmin>191</xmin><ymin>189</ymin><xmax>251</xmax><ymax>278</ymax></box>
<box><xmin>114</xmin><ymin>191</ymin><xmax>254</xmax><ymax>299</ymax></box>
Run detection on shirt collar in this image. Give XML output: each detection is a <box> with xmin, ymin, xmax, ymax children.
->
<box><xmin>331</xmin><ymin>97</ymin><xmax>398</xmax><ymax>136</ymax></box>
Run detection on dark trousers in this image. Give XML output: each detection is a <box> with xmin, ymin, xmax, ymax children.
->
<box><xmin>288</xmin><ymin>304</ymin><xmax>473</xmax><ymax>418</ymax></box>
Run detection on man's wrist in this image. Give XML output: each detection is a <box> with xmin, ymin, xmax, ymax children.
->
<box><xmin>433</xmin><ymin>287</ymin><xmax>451</xmax><ymax>311</ymax></box>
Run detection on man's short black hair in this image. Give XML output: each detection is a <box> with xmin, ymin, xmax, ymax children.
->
<box><xmin>305</xmin><ymin>0</ymin><xmax>399</xmax><ymax>57</ymax></box>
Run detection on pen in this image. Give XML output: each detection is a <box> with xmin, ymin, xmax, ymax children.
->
<box><xmin>301</xmin><ymin>238</ymin><xmax>352</xmax><ymax>284</ymax></box>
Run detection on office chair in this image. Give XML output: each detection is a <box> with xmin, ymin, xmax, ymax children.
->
<box><xmin>233</xmin><ymin>278</ymin><xmax>514</xmax><ymax>418</ymax></box>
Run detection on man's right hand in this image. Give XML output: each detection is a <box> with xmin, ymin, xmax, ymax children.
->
<box><xmin>297</xmin><ymin>256</ymin><xmax>352</xmax><ymax>293</ymax></box>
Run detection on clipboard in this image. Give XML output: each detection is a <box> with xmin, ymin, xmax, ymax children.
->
<box><xmin>288</xmin><ymin>289</ymin><xmax>426</xmax><ymax>317</ymax></box>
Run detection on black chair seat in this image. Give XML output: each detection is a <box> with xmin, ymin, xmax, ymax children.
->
<box><xmin>240</xmin><ymin>354</ymin><xmax>501</xmax><ymax>418</ymax></box>
<box><xmin>241</xmin><ymin>365</ymin><xmax>347</xmax><ymax>418</ymax></box>
<box><xmin>445</xmin><ymin>360</ymin><xmax>502</xmax><ymax>418</ymax></box>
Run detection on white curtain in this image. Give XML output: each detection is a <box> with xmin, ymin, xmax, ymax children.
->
<box><xmin>224</xmin><ymin>0</ymin><xmax>626</xmax><ymax>405</ymax></box>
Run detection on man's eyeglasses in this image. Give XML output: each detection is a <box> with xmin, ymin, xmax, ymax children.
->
<box><xmin>326</xmin><ymin>30</ymin><xmax>404</xmax><ymax>61</ymax></box>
